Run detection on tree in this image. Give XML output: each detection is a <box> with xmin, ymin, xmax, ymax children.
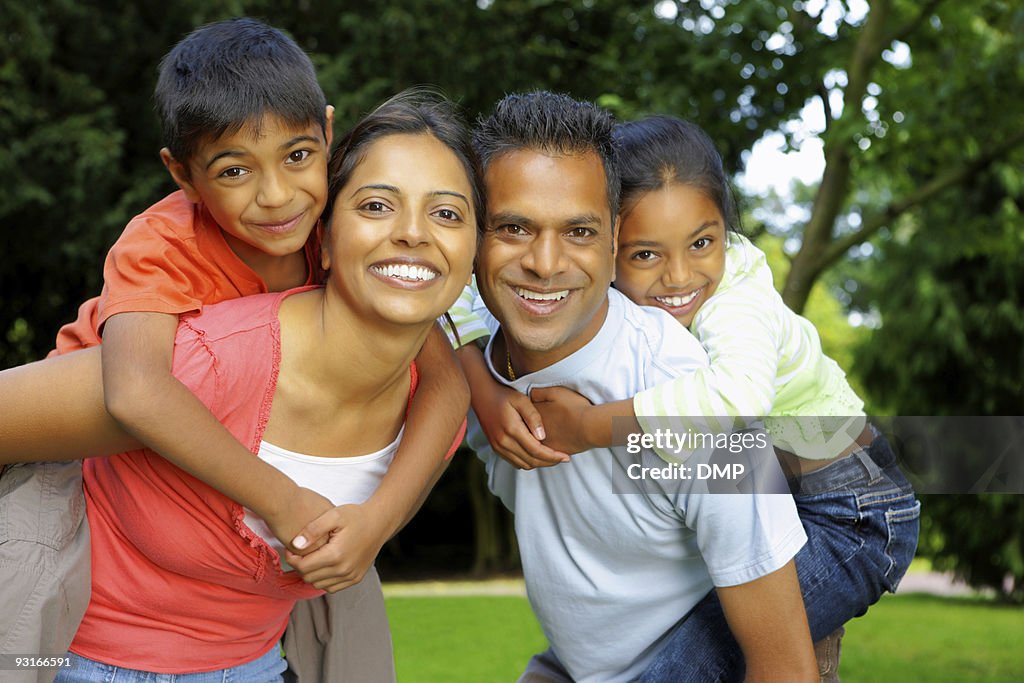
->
<box><xmin>2</xmin><ymin>0</ymin><xmax>1020</xmax><ymax>578</ymax></box>
<box><xmin>725</xmin><ymin>0</ymin><xmax>1024</xmax><ymax>314</ymax></box>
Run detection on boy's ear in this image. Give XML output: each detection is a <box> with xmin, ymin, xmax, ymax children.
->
<box><xmin>324</xmin><ymin>105</ymin><xmax>335</xmax><ymax>148</ymax></box>
<box><xmin>160</xmin><ymin>148</ymin><xmax>201</xmax><ymax>203</ymax></box>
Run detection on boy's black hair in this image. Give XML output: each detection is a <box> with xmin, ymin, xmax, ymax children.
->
<box><xmin>155</xmin><ymin>17</ymin><xmax>327</xmax><ymax>169</ymax></box>
<box><xmin>472</xmin><ymin>91</ymin><xmax>620</xmax><ymax>221</ymax></box>
<box><xmin>614</xmin><ymin>116</ymin><xmax>740</xmax><ymax>233</ymax></box>
<box><xmin>324</xmin><ymin>87</ymin><xmax>485</xmax><ymax>236</ymax></box>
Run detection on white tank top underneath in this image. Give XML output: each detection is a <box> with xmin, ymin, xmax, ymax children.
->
<box><xmin>242</xmin><ymin>427</ymin><xmax>402</xmax><ymax>567</ymax></box>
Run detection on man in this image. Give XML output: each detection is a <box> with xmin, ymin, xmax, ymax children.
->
<box><xmin>455</xmin><ymin>92</ymin><xmax>817</xmax><ymax>682</ymax></box>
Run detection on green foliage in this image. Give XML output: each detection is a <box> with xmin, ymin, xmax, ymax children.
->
<box><xmin>852</xmin><ymin>80</ymin><xmax>1024</xmax><ymax>600</ymax></box>
<box><xmin>916</xmin><ymin>494</ymin><xmax>1024</xmax><ymax>604</ymax></box>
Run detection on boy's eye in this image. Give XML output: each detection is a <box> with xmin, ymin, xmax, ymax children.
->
<box><xmin>218</xmin><ymin>166</ymin><xmax>249</xmax><ymax>179</ymax></box>
<box><xmin>631</xmin><ymin>250</ymin><xmax>658</xmax><ymax>261</ymax></box>
<box><xmin>287</xmin><ymin>149</ymin><xmax>312</xmax><ymax>164</ymax></box>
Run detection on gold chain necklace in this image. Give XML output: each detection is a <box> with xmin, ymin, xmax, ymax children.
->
<box><xmin>506</xmin><ymin>348</ymin><xmax>516</xmax><ymax>381</ymax></box>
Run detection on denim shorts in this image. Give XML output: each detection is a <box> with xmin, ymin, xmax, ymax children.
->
<box><xmin>790</xmin><ymin>430</ymin><xmax>921</xmax><ymax>639</ymax></box>
<box><xmin>55</xmin><ymin>644</ymin><xmax>287</xmax><ymax>683</ymax></box>
<box><xmin>634</xmin><ymin>430</ymin><xmax>921</xmax><ymax>682</ymax></box>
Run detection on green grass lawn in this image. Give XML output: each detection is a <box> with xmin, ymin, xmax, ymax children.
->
<box><xmin>386</xmin><ymin>592</ymin><xmax>1023</xmax><ymax>682</ymax></box>
<box><xmin>839</xmin><ymin>593</ymin><xmax>1024</xmax><ymax>682</ymax></box>
<box><xmin>386</xmin><ymin>595</ymin><xmax>546</xmax><ymax>682</ymax></box>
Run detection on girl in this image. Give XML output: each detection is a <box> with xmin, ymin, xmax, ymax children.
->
<box><xmin>473</xmin><ymin>115</ymin><xmax>920</xmax><ymax>681</ymax></box>
<box><xmin>2</xmin><ymin>91</ymin><xmax>481</xmax><ymax>681</ymax></box>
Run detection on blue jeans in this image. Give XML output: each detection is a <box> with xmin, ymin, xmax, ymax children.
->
<box><xmin>635</xmin><ymin>432</ymin><xmax>921</xmax><ymax>682</ymax></box>
<box><xmin>55</xmin><ymin>643</ymin><xmax>287</xmax><ymax>682</ymax></box>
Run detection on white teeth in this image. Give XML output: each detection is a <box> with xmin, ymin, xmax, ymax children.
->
<box><xmin>656</xmin><ymin>289</ymin><xmax>701</xmax><ymax>307</ymax></box>
<box><xmin>372</xmin><ymin>264</ymin><xmax>438</xmax><ymax>282</ymax></box>
<box><xmin>515</xmin><ymin>287</ymin><xmax>569</xmax><ymax>302</ymax></box>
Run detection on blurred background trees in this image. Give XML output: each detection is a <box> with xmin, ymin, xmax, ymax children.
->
<box><xmin>2</xmin><ymin>0</ymin><xmax>1021</xmax><ymax>598</ymax></box>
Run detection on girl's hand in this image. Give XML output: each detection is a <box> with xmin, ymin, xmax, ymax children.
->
<box><xmin>530</xmin><ymin>386</ymin><xmax>597</xmax><ymax>455</ymax></box>
<box><xmin>477</xmin><ymin>382</ymin><xmax>570</xmax><ymax>470</ymax></box>
<box><xmin>285</xmin><ymin>503</ymin><xmax>389</xmax><ymax>593</ymax></box>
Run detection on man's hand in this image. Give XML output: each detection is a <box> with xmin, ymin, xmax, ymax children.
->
<box><xmin>284</xmin><ymin>502</ymin><xmax>392</xmax><ymax>592</ymax></box>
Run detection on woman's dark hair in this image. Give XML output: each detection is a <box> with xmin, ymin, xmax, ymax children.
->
<box><xmin>614</xmin><ymin>116</ymin><xmax>740</xmax><ymax>233</ymax></box>
<box><xmin>324</xmin><ymin>88</ymin><xmax>485</xmax><ymax>236</ymax></box>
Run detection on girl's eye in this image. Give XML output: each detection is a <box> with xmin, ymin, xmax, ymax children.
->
<box><xmin>692</xmin><ymin>237</ymin><xmax>712</xmax><ymax>251</ymax></box>
<box><xmin>287</xmin><ymin>149</ymin><xmax>312</xmax><ymax>164</ymax></box>
<box><xmin>434</xmin><ymin>208</ymin><xmax>463</xmax><ymax>222</ymax></box>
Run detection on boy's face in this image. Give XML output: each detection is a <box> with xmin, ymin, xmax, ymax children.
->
<box><xmin>475</xmin><ymin>148</ymin><xmax>616</xmax><ymax>374</ymax></box>
<box><xmin>162</xmin><ymin>108</ymin><xmax>333</xmax><ymax>269</ymax></box>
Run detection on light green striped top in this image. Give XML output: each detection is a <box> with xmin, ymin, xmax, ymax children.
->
<box><xmin>633</xmin><ymin>234</ymin><xmax>865</xmax><ymax>460</ymax></box>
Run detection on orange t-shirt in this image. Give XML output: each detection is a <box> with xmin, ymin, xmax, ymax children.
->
<box><xmin>51</xmin><ymin>190</ymin><xmax>320</xmax><ymax>355</ymax></box>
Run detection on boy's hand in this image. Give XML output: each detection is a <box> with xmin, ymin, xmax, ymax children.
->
<box><xmin>284</xmin><ymin>502</ymin><xmax>391</xmax><ymax>592</ymax></box>
<box><xmin>479</xmin><ymin>382</ymin><xmax>569</xmax><ymax>470</ymax></box>
<box><xmin>529</xmin><ymin>386</ymin><xmax>597</xmax><ymax>455</ymax></box>
<box><xmin>264</xmin><ymin>486</ymin><xmax>335</xmax><ymax>556</ymax></box>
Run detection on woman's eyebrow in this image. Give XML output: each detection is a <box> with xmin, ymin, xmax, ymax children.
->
<box><xmin>349</xmin><ymin>183</ymin><xmax>400</xmax><ymax>198</ymax></box>
<box><xmin>429</xmin><ymin>190</ymin><xmax>469</xmax><ymax>205</ymax></box>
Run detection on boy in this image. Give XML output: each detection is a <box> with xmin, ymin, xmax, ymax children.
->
<box><xmin>0</xmin><ymin>18</ymin><xmax>466</xmax><ymax>682</ymax></box>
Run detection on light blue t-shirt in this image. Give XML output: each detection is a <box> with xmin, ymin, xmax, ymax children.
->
<box><xmin>466</xmin><ymin>288</ymin><xmax>807</xmax><ymax>683</ymax></box>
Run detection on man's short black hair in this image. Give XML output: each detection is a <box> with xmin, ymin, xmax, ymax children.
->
<box><xmin>155</xmin><ymin>17</ymin><xmax>327</xmax><ymax>168</ymax></box>
<box><xmin>473</xmin><ymin>91</ymin><xmax>620</xmax><ymax>220</ymax></box>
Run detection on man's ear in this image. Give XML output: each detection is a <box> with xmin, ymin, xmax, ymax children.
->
<box><xmin>324</xmin><ymin>105</ymin><xmax>335</xmax><ymax>148</ymax></box>
<box><xmin>160</xmin><ymin>148</ymin><xmax>201</xmax><ymax>203</ymax></box>
<box><xmin>610</xmin><ymin>214</ymin><xmax>620</xmax><ymax>281</ymax></box>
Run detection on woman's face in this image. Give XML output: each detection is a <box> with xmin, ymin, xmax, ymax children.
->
<box><xmin>322</xmin><ymin>133</ymin><xmax>476</xmax><ymax>329</ymax></box>
<box><xmin>614</xmin><ymin>183</ymin><xmax>727</xmax><ymax>328</ymax></box>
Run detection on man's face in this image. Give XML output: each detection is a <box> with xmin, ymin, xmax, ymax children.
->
<box><xmin>476</xmin><ymin>148</ymin><xmax>616</xmax><ymax>373</ymax></box>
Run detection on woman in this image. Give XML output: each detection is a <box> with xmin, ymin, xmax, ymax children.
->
<box><xmin>4</xmin><ymin>90</ymin><xmax>481</xmax><ymax>681</ymax></box>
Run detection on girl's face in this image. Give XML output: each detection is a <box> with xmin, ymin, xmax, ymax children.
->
<box><xmin>322</xmin><ymin>133</ymin><xmax>476</xmax><ymax>329</ymax></box>
<box><xmin>614</xmin><ymin>183</ymin><xmax>727</xmax><ymax>328</ymax></box>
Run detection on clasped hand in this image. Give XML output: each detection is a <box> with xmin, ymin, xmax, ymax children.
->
<box><xmin>283</xmin><ymin>502</ymin><xmax>390</xmax><ymax>593</ymax></box>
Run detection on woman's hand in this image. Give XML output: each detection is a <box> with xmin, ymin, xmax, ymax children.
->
<box><xmin>284</xmin><ymin>503</ymin><xmax>390</xmax><ymax>592</ymax></box>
